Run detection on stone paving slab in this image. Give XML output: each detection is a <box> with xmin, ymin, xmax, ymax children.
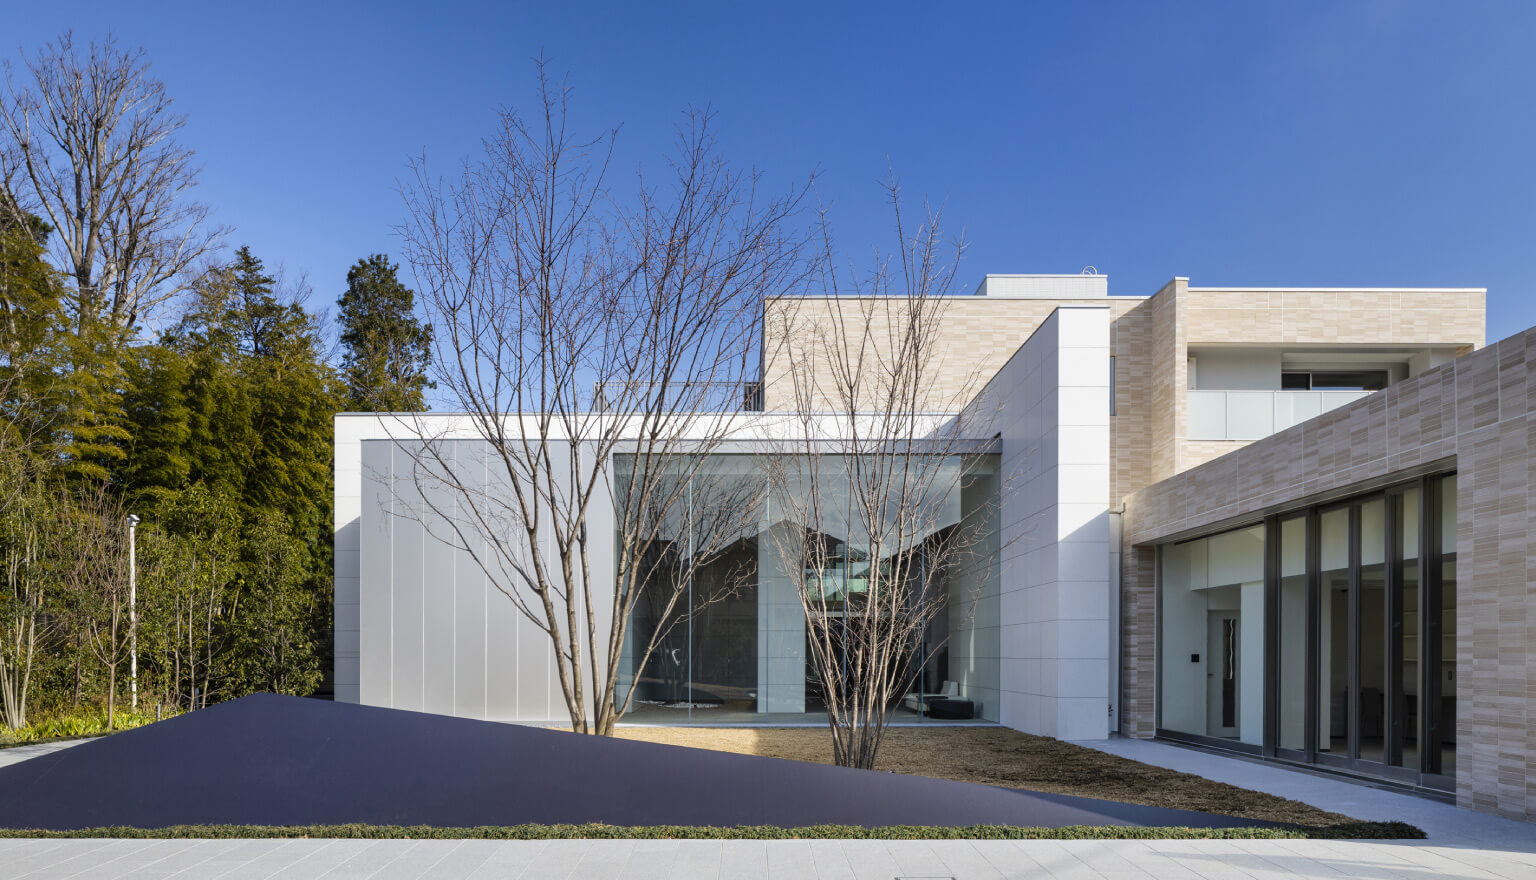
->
<box><xmin>1079</xmin><ymin>737</ymin><xmax>1536</xmax><ymax>851</ymax></box>
<box><xmin>0</xmin><ymin>739</ymin><xmax>91</xmax><ymax>770</ymax></box>
<box><xmin>6</xmin><ymin>839</ymin><xmax>1536</xmax><ymax>880</ymax></box>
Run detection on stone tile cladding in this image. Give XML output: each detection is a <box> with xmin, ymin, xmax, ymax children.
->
<box><xmin>762</xmin><ymin>297</ymin><xmax>1083</xmax><ymax>414</ymax></box>
<box><xmin>1121</xmin><ymin>325</ymin><xmax>1535</xmax><ymax>820</ymax></box>
<box><xmin>1174</xmin><ymin>287</ymin><xmax>1485</xmax><ymax>473</ymax></box>
<box><xmin>761</xmin><ymin>294</ymin><xmax>1154</xmax><ymax>502</ymax></box>
<box><xmin>1182</xmin><ymin>289</ymin><xmax>1486</xmax><ymax>347</ymax></box>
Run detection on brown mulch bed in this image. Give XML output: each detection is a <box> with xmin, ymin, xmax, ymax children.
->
<box><xmin>613</xmin><ymin>726</ymin><xmax>1360</xmax><ymax>829</ymax></box>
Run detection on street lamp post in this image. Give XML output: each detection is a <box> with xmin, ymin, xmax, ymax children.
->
<box><xmin>126</xmin><ymin>513</ymin><xmax>140</xmax><ymax>713</ymax></box>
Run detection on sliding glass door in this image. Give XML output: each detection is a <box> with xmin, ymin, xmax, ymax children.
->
<box><xmin>1159</xmin><ymin>472</ymin><xmax>1457</xmax><ymax>790</ymax></box>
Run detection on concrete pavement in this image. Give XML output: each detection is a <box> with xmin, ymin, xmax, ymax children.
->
<box><xmin>4</xmin><ymin>837</ymin><xmax>1536</xmax><ymax>879</ymax></box>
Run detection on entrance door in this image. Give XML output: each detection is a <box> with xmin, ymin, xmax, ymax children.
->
<box><xmin>1207</xmin><ymin>612</ymin><xmax>1240</xmax><ymax>738</ymax></box>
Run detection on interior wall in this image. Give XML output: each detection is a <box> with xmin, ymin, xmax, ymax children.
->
<box><xmin>949</xmin><ymin>463</ymin><xmax>1002</xmax><ymax>721</ymax></box>
<box><xmin>1158</xmin><ymin>525</ymin><xmax>1264</xmax><ymax>743</ymax></box>
<box><xmin>1189</xmin><ymin>348</ymin><xmax>1283</xmax><ymax>390</ymax></box>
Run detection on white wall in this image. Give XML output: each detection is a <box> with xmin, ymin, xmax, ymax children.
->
<box><xmin>1158</xmin><ymin>525</ymin><xmax>1264</xmax><ymax>743</ymax></box>
<box><xmin>949</xmin><ymin>463</ymin><xmax>1002</xmax><ymax>721</ymax></box>
<box><xmin>974</xmin><ymin>274</ymin><xmax>1109</xmax><ymax>299</ymax></box>
<box><xmin>337</xmin><ymin>412</ymin><xmax>1002</xmax><ymax>725</ymax></box>
<box><xmin>333</xmin><ymin>418</ymin><xmax>367</xmax><ymax>704</ymax></box>
<box><xmin>1189</xmin><ymin>349</ymin><xmax>1283</xmax><ymax>390</ymax></box>
<box><xmin>962</xmin><ymin>305</ymin><xmax>1112</xmax><ymax>740</ymax></box>
<box><xmin>1159</xmin><ymin>541</ymin><xmax>1208</xmax><ymax>734</ymax></box>
<box><xmin>757</xmin><ymin>520</ymin><xmax>806</xmax><ymax>713</ymax></box>
<box><xmin>356</xmin><ymin>437</ymin><xmax>611</xmax><ymax>723</ymax></box>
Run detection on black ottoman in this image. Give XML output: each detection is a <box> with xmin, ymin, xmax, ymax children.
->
<box><xmin>924</xmin><ymin>698</ymin><xmax>975</xmax><ymax>720</ymax></box>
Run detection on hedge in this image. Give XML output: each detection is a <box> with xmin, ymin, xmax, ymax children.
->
<box><xmin>0</xmin><ymin>821</ymin><xmax>1424</xmax><ymax>840</ymax></box>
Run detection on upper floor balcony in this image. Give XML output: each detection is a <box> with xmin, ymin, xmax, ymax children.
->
<box><xmin>1187</xmin><ymin>389</ymin><xmax>1373</xmax><ymax>441</ymax></box>
<box><xmin>1183</xmin><ymin>346</ymin><xmax>1462</xmax><ymax>442</ymax></box>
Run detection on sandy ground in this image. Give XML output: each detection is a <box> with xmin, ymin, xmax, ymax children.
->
<box><xmin>613</xmin><ymin>726</ymin><xmax>1359</xmax><ymax>828</ymax></box>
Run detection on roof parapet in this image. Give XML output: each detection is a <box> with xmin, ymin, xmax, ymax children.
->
<box><xmin>973</xmin><ymin>273</ymin><xmax>1108</xmax><ymax>298</ymax></box>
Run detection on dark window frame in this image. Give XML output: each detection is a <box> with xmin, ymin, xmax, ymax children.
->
<box><xmin>1155</xmin><ymin>471</ymin><xmax>1457</xmax><ymax>792</ymax></box>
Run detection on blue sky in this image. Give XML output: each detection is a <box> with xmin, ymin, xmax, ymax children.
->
<box><xmin>12</xmin><ymin>2</ymin><xmax>1536</xmax><ymax>343</ymax></box>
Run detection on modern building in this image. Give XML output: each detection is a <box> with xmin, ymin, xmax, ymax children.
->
<box><xmin>337</xmin><ymin>272</ymin><xmax>1536</xmax><ymax>820</ymax></box>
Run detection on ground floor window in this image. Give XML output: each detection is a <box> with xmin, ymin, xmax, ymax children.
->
<box><xmin>1158</xmin><ymin>473</ymin><xmax>1456</xmax><ymax>790</ymax></box>
<box><xmin>616</xmin><ymin>453</ymin><xmax>1000</xmax><ymax>724</ymax></box>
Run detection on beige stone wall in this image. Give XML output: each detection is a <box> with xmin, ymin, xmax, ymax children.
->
<box><xmin>761</xmin><ymin>296</ymin><xmax>1064</xmax><ymax>413</ymax></box>
<box><xmin>761</xmin><ymin>295</ymin><xmax>1145</xmax><ymax>419</ymax></box>
<box><xmin>1119</xmin><ymin>327</ymin><xmax>1535</xmax><ymax>820</ymax></box>
<box><xmin>1146</xmin><ymin>279</ymin><xmax>1188</xmax><ymax>485</ymax></box>
<box><xmin>1181</xmin><ymin>439</ymin><xmax>1251</xmax><ymax>471</ymax></box>
<box><xmin>760</xmin><ymin>283</ymin><xmax>1483</xmax><ymax>501</ymax></box>
<box><xmin>1108</xmin><ymin>299</ymin><xmax>1153</xmax><ymax>505</ymax></box>
<box><xmin>1170</xmin><ymin>285</ymin><xmax>1482</xmax><ymax>487</ymax></box>
<box><xmin>1183</xmin><ymin>287</ymin><xmax>1485</xmax><ymax>348</ymax></box>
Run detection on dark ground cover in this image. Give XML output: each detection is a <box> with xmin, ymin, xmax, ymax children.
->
<box><xmin>0</xmin><ymin>694</ymin><xmax>1299</xmax><ymax>834</ymax></box>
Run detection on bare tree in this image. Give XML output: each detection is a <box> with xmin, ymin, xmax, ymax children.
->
<box><xmin>0</xmin><ymin>456</ymin><xmax>55</xmax><ymax>730</ymax></box>
<box><xmin>137</xmin><ymin>485</ymin><xmax>241</xmax><ymax>711</ymax></box>
<box><xmin>0</xmin><ymin>210</ymin><xmax>63</xmax><ymax>730</ymax></box>
<box><xmin>0</xmin><ymin>32</ymin><xmax>224</xmax><ymax>333</ymax></box>
<box><xmin>393</xmin><ymin>63</ymin><xmax>811</xmax><ymax>734</ymax></box>
<box><xmin>762</xmin><ymin>177</ymin><xmax>1002</xmax><ymax>769</ymax></box>
<box><xmin>57</xmin><ymin>483</ymin><xmax>132</xmax><ymax>728</ymax></box>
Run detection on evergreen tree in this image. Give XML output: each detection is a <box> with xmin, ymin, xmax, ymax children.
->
<box><xmin>0</xmin><ymin>203</ymin><xmax>126</xmax><ymax>484</ymax></box>
<box><xmin>336</xmin><ymin>254</ymin><xmax>432</xmax><ymax>411</ymax></box>
<box><xmin>156</xmin><ymin>246</ymin><xmax>337</xmax><ymax>528</ymax></box>
<box><xmin>0</xmin><ymin>209</ymin><xmax>62</xmax><ymax>442</ymax></box>
<box><xmin>118</xmin><ymin>246</ymin><xmax>341</xmax><ymax>702</ymax></box>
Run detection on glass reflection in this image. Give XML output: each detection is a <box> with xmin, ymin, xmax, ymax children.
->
<box><xmin>1358</xmin><ymin>499</ymin><xmax>1386</xmax><ymax>763</ymax></box>
<box><xmin>1277</xmin><ymin>516</ymin><xmax>1307</xmax><ymax>752</ymax></box>
<box><xmin>617</xmin><ymin>453</ymin><xmax>999</xmax><ymax>724</ymax></box>
<box><xmin>1318</xmin><ymin>507</ymin><xmax>1349</xmax><ymax>757</ymax></box>
<box><xmin>1158</xmin><ymin>525</ymin><xmax>1265</xmax><ymax>743</ymax></box>
<box><xmin>1395</xmin><ymin>488</ymin><xmax>1420</xmax><ymax>769</ymax></box>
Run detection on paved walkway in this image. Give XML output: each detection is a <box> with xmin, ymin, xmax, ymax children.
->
<box><xmin>0</xmin><ymin>738</ymin><xmax>90</xmax><ymax>769</ymax></box>
<box><xmin>4</xmin><ymin>837</ymin><xmax>1536</xmax><ymax>879</ymax></box>
<box><xmin>1079</xmin><ymin>737</ymin><xmax>1536</xmax><ymax>851</ymax></box>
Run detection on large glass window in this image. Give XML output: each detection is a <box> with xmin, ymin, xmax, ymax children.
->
<box><xmin>1158</xmin><ymin>473</ymin><xmax>1458</xmax><ymax>787</ymax></box>
<box><xmin>1433</xmin><ymin>475</ymin><xmax>1457</xmax><ymax>779</ymax></box>
<box><xmin>1319</xmin><ymin>507</ymin><xmax>1349</xmax><ymax>757</ymax></box>
<box><xmin>1358</xmin><ymin>498</ymin><xmax>1387</xmax><ymax>763</ymax></box>
<box><xmin>617</xmin><ymin>453</ymin><xmax>1000</xmax><ymax>723</ymax></box>
<box><xmin>1277</xmin><ymin>516</ymin><xmax>1307</xmax><ymax>752</ymax></box>
<box><xmin>1392</xmin><ymin>487</ymin><xmax>1420</xmax><ymax>770</ymax></box>
<box><xmin>1159</xmin><ymin>524</ymin><xmax>1265</xmax><ymax>745</ymax></box>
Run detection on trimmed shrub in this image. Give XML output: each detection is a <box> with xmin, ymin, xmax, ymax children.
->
<box><xmin>0</xmin><ymin>821</ymin><xmax>1425</xmax><ymax>841</ymax></box>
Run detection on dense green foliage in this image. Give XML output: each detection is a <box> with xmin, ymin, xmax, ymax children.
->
<box><xmin>336</xmin><ymin>253</ymin><xmax>432</xmax><ymax>411</ymax></box>
<box><xmin>0</xmin><ymin>821</ymin><xmax>1427</xmax><ymax>840</ymax></box>
<box><xmin>0</xmin><ymin>706</ymin><xmax>170</xmax><ymax>745</ymax></box>
<box><xmin>0</xmin><ymin>215</ymin><xmax>428</xmax><ymax>732</ymax></box>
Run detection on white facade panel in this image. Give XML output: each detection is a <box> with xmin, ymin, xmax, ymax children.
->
<box><xmin>960</xmin><ymin>305</ymin><xmax>1113</xmax><ymax>739</ymax></box>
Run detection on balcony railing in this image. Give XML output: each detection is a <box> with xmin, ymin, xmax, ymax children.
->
<box><xmin>593</xmin><ymin>381</ymin><xmax>763</xmax><ymax>413</ymax></box>
<box><xmin>1187</xmin><ymin>389</ymin><xmax>1374</xmax><ymax>441</ymax></box>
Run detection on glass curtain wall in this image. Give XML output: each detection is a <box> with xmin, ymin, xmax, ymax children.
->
<box><xmin>1158</xmin><ymin>524</ymin><xmax>1266</xmax><ymax>747</ymax></box>
<box><xmin>1319</xmin><ymin>506</ymin><xmax>1349</xmax><ymax>758</ymax></box>
<box><xmin>1276</xmin><ymin>515</ymin><xmax>1308</xmax><ymax>754</ymax></box>
<box><xmin>617</xmin><ymin>453</ymin><xmax>1000</xmax><ymax>724</ymax></box>
<box><xmin>1158</xmin><ymin>473</ymin><xmax>1457</xmax><ymax>788</ymax></box>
